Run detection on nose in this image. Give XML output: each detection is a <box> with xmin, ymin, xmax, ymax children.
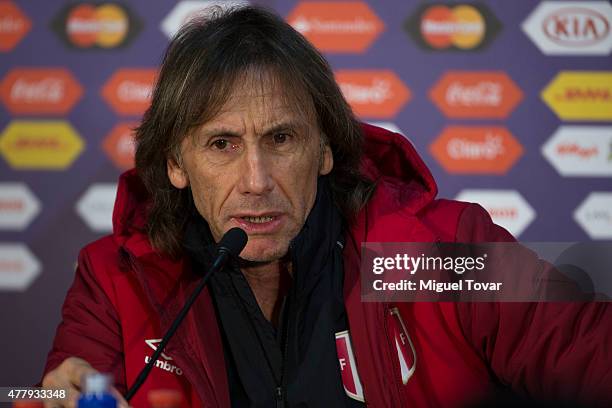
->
<box><xmin>237</xmin><ymin>145</ymin><xmax>274</xmax><ymax>196</ymax></box>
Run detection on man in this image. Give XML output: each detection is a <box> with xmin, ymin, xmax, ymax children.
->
<box><xmin>42</xmin><ymin>6</ymin><xmax>611</xmax><ymax>408</ymax></box>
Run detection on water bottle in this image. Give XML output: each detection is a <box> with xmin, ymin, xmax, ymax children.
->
<box><xmin>77</xmin><ymin>373</ymin><xmax>117</xmax><ymax>408</ymax></box>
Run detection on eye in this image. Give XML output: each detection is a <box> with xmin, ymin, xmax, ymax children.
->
<box><xmin>211</xmin><ymin>139</ymin><xmax>229</xmax><ymax>150</ymax></box>
<box><xmin>273</xmin><ymin>133</ymin><xmax>288</xmax><ymax>144</ymax></box>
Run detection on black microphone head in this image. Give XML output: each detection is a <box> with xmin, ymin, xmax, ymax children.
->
<box><xmin>218</xmin><ymin>227</ymin><xmax>248</xmax><ymax>257</ymax></box>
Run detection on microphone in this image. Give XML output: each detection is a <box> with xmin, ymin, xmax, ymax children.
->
<box><xmin>125</xmin><ymin>227</ymin><xmax>247</xmax><ymax>401</ymax></box>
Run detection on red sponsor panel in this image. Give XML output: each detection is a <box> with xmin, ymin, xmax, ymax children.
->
<box><xmin>0</xmin><ymin>68</ymin><xmax>83</xmax><ymax>115</ymax></box>
<box><xmin>0</xmin><ymin>1</ymin><xmax>31</xmax><ymax>52</ymax></box>
<box><xmin>429</xmin><ymin>71</ymin><xmax>523</xmax><ymax>119</ymax></box>
<box><xmin>429</xmin><ymin>126</ymin><xmax>523</xmax><ymax>174</ymax></box>
<box><xmin>286</xmin><ymin>1</ymin><xmax>384</xmax><ymax>53</ymax></box>
<box><xmin>101</xmin><ymin>68</ymin><xmax>157</xmax><ymax>116</ymax></box>
<box><xmin>102</xmin><ymin>122</ymin><xmax>137</xmax><ymax>170</ymax></box>
<box><xmin>335</xmin><ymin>70</ymin><xmax>411</xmax><ymax>118</ymax></box>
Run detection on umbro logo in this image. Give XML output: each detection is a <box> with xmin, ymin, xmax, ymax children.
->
<box><xmin>145</xmin><ymin>338</ymin><xmax>173</xmax><ymax>360</ymax></box>
<box><xmin>144</xmin><ymin>339</ymin><xmax>183</xmax><ymax>376</ymax></box>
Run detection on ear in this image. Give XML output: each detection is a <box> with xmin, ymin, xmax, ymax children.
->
<box><xmin>167</xmin><ymin>156</ymin><xmax>189</xmax><ymax>189</ymax></box>
<box><xmin>319</xmin><ymin>144</ymin><xmax>333</xmax><ymax>176</ymax></box>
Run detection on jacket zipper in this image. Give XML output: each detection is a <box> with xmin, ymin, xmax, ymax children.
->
<box><xmin>276</xmin><ymin>246</ymin><xmax>297</xmax><ymax>408</ymax></box>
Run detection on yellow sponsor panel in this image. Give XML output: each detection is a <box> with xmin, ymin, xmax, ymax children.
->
<box><xmin>0</xmin><ymin>120</ymin><xmax>85</xmax><ymax>169</ymax></box>
<box><xmin>541</xmin><ymin>71</ymin><xmax>612</xmax><ymax>121</ymax></box>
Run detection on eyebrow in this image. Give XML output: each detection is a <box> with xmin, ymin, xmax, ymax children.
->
<box><xmin>199</xmin><ymin>119</ymin><xmax>309</xmax><ymax>140</ymax></box>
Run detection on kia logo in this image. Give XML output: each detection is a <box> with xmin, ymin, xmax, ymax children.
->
<box><xmin>543</xmin><ymin>7</ymin><xmax>610</xmax><ymax>46</ymax></box>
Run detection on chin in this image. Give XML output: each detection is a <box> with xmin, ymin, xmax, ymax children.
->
<box><xmin>239</xmin><ymin>239</ymin><xmax>289</xmax><ymax>263</ymax></box>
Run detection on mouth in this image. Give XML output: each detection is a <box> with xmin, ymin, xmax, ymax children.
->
<box><xmin>241</xmin><ymin>215</ymin><xmax>275</xmax><ymax>224</ymax></box>
<box><xmin>231</xmin><ymin>213</ymin><xmax>284</xmax><ymax>233</ymax></box>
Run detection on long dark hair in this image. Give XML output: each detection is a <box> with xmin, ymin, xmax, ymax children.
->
<box><xmin>135</xmin><ymin>5</ymin><xmax>375</xmax><ymax>256</ymax></box>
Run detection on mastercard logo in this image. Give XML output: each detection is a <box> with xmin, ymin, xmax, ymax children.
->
<box><xmin>52</xmin><ymin>2</ymin><xmax>141</xmax><ymax>49</ymax></box>
<box><xmin>405</xmin><ymin>3</ymin><xmax>501</xmax><ymax>51</ymax></box>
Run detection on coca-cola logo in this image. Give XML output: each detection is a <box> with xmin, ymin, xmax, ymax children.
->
<box><xmin>543</xmin><ymin>7</ymin><xmax>610</xmax><ymax>46</ymax></box>
<box><xmin>446</xmin><ymin>81</ymin><xmax>502</xmax><ymax>107</ymax></box>
<box><xmin>429</xmin><ymin>71</ymin><xmax>522</xmax><ymax>119</ymax></box>
<box><xmin>10</xmin><ymin>78</ymin><xmax>65</xmax><ymax>104</ymax></box>
<box><xmin>0</xmin><ymin>68</ymin><xmax>83</xmax><ymax>115</ymax></box>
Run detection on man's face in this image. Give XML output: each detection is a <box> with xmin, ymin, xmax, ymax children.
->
<box><xmin>167</xmin><ymin>78</ymin><xmax>333</xmax><ymax>262</ymax></box>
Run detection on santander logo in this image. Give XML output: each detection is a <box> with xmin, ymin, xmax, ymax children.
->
<box><xmin>543</xmin><ymin>7</ymin><xmax>610</xmax><ymax>46</ymax></box>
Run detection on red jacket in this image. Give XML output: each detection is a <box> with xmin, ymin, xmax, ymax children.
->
<box><xmin>44</xmin><ymin>124</ymin><xmax>611</xmax><ymax>407</ymax></box>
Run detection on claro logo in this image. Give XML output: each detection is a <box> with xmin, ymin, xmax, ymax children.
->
<box><xmin>52</xmin><ymin>2</ymin><xmax>141</xmax><ymax>49</ymax></box>
<box><xmin>101</xmin><ymin>69</ymin><xmax>157</xmax><ymax>116</ymax></box>
<box><xmin>0</xmin><ymin>68</ymin><xmax>83</xmax><ymax>115</ymax></box>
<box><xmin>523</xmin><ymin>2</ymin><xmax>612</xmax><ymax>55</ymax></box>
<box><xmin>429</xmin><ymin>126</ymin><xmax>523</xmax><ymax>174</ymax></box>
<box><xmin>335</xmin><ymin>70</ymin><xmax>411</xmax><ymax>118</ymax></box>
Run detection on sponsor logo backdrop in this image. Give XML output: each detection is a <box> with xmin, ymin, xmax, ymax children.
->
<box><xmin>0</xmin><ymin>0</ymin><xmax>610</xmax><ymax>385</ymax></box>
